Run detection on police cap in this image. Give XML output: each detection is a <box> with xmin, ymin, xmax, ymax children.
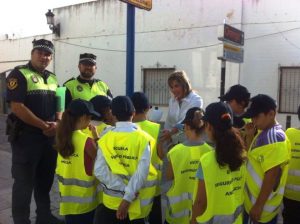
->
<box><xmin>32</xmin><ymin>39</ymin><xmax>54</xmax><ymax>54</ymax></box>
<box><xmin>79</xmin><ymin>53</ymin><xmax>97</xmax><ymax>65</ymax></box>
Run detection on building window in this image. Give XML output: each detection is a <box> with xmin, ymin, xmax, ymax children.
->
<box><xmin>279</xmin><ymin>67</ymin><xmax>300</xmax><ymax>113</ymax></box>
<box><xmin>143</xmin><ymin>68</ymin><xmax>175</xmax><ymax>106</ymax></box>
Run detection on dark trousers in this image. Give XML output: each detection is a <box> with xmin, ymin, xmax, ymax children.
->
<box><xmin>11</xmin><ymin>131</ymin><xmax>57</xmax><ymax>224</ymax></box>
<box><xmin>96</xmin><ymin>205</ymin><xmax>145</xmax><ymax>224</ymax></box>
<box><xmin>282</xmin><ymin>197</ymin><xmax>300</xmax><ymax>224</ymax></box>
<box><xmin>148</xmin><ymin>195</ymin><xmax>162</xmax><ymax>224</ymax></box>
<box><xmin>65</xmin><ymin>209</ymin><xmax>95</xmax><ymax>224</ymax></box>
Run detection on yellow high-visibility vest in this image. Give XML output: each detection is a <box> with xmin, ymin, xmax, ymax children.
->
<box><xmin>19</xmin><ymin>67</ymin><xmax>58</xmax><ymax>118</ymax></box>
<box><xmin>196</xmin><ymin>151</ymin><xmax>246</xmax><ymax>224</ymax></box>
<box><xmin>135</xmin><ymin>120</ymin><xmax>162</xmax><ymax>196</ymax></box>
<box><xmin>98</xmin><ymin>128</ymin><xmax>157</xmax><ymax>220</ymax></box>
<box><xmin>244</xmin><ymin>130</ymin><xmax>290</xmax><ymax>223</ymax></box>
<box><xmin>285</xmin><ymin>128</ymin><xmax>300</xmax><ymax>201</ymax></box>
<box><xmin>56</xmin><ymin>130</ymin><xmax>102</xmax><ymax>215</ymax></box>
<box><xmin>20</xmin><ymin>68</ymin><xmax>57</xmax><ymax>92</ymax></box>
<box><xmin>82</xmin><ymin>122</ymin><xmax>110</xmax><ymax>138</ymax></box>
<box><xmin>166</xmin><ymin>142</ymin><xmax>212</xmax><ymax>224</ymax></box>
<box><xmin>64</xmin><ymin>78</ymin><xmax>110</xmax><ymax>101</ymax></box>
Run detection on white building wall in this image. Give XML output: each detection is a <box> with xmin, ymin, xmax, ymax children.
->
<box><xmin>240</xmin><ymin>0</ymin><xmax>300</xmax><ymax>127</ymax></box>
<box><xmin>0</xmin><ymin>34</ymin><xmax>54</xmax><ymax>74</ymax></box>
<box><xmin>0</xmin><ymin>0</ymin><xmax>299</xmax><ymax>126</ymax></box>
<box><xmin>53</xmin><ymin>0</ymin><xmax>241</xmax><ymax>106</ymax></box>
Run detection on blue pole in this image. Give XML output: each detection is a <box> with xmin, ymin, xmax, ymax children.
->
<box><xmin>126</xmin><ymin>4</ymin><xmax>135</xmax><ymax>96</ymax></box>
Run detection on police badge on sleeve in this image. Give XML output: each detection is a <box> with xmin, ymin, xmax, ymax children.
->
<box><xmin>7</xmin><ymin>78</ymin><xmax>18</xmax><ymax>90</ymax></box>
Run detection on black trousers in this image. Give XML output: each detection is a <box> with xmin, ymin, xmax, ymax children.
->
<box><xmin>148</xmin><ymin>195</ymin><xmax>162</xmax><ymax>224</ymax></box>
<box><xmin>282</xmin><ymin>197</ymin><xmax>300</xmax><ymax>224</ymax></box>
<box><xmin>11</xmin><ymin>130</ymin><xmax>57</xmax><ymax>224</ymax></box>
<box><xmin>96</xmin><ymin>205</ymin><xmax>145</xmax><ymax>224</ymax></box>
<box><xmin>65</xmin><ymin>209</ymin><xmax>95</xmax><ymax>224</ymax></box>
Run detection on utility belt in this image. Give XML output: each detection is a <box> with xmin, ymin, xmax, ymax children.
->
<box><xmin>6</xmin><ymin>114</ymin><xmax>23</xmax><ymax>142</ymax></box>
<box><xmin>6</xmin><ymin>114</ymin><xmax>47</xmax><ymax>141</ymax></box>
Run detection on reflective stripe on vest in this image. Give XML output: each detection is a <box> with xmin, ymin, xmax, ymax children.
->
<box><xmin>167</xmin><ymin>192</ymin><xmax>192</xmax><ymax>219</ymax></box>
<box><xmin>171</xmin><ymin>208</ymin><xmax>190</xmax><ymax>219</ymax></box>
<box><xmin>197</xmin><ymin>204</ymin><xmax>243</xmax><ymax>224</ymax></box>
<box><xmin>102</xmin><ymin>185</ymin><xmax>124</xmax><ymax>198</ymax></box>
<box><xmin>61</xmin><ymin>184</ymin><xmax>103</xmax><ymax>204</ymax></box>
<box><xmin>141</xmin><ymin>197</ymin><xmax>154</xmax><ymax>207</ymax></box>
<box><xmin>57</xmin><ymin>174</ymin><xmax>96</xmax><ymax>188</ymax></box>
<box><xmin>101</xmin><ymin>177</ymin><xmax>156</xmax><ymax>203</ymax></box>
<box><xmin>245</xmin><ymin>184</ymin><xmax>282</xmax><ymax>213</ymax></box>
<box><xmin>285</xmin><ymin>184</ymin><xmax>300</xmax><ymax>192</ymax></box>
<box><xmin>168</xmin><ymin>192</ymin><xmax>192</xmax><ymax>205</ymax></box>
<box><xmin>246</xmin><ymin>162</ymin><xmax>262</xmax><ymax>187</ymax></box>
<box><xmin>288</xmin><ymin>169</ymin><xmax>300</xmax><ymax>177</ymax></box>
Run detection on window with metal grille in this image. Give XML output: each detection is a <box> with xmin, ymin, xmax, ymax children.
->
<box><xmin>143</xmin><ymin>68</ymin><xmax>175</xmax><ymax>106</ymax></box>
<box><xmin>279</xmin><ymin>67</ymin><xmax>300</xmax><ymax>113</ymax></box>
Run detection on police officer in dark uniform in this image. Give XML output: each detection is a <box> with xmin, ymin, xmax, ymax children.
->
<box><xmin>63</xmin><ymin>53</ymin><xmax>113</xmax><ymax>107</ymax></box>
<box><xmin>6</xmin><ymin>39</ymin><xmax>64</xmax><ymax>224</ymax></box>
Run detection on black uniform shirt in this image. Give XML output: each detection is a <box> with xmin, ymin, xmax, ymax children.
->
<box><xmin>6</xmin><ymin>62</ymin><xmax>57</xmax><ymax>122</ymax></box>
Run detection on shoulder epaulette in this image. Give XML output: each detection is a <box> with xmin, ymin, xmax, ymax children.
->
<box><xmin>63</xmin><ymin>77</ymin><xmax>76</xmax><ymax>85</ymax></box>
<box><xmin>44</xmin><ymin>69</ymin><xmax>55</xmax><ymax>76</ymax></box>
<box><xmin>14</xmin><ymin>65</ymin><xmax>27</xmax><ymax>70</ymax></box>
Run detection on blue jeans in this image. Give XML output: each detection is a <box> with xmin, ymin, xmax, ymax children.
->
<box><xmin>243</xmin><ymin>212</ymin><xmax>277</xmax><ymax>224</ymax></box>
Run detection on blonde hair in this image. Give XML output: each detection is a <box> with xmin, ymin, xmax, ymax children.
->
<box><xmin>168</xmin><ymin>70</ymin><xmax>192</xmax><ymax>97</ymax></box>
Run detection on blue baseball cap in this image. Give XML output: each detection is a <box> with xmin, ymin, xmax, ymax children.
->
<box><xmin>244</xmin><ymin>94</ymin><xmax>277</xmax><ymax>118</ymax></box>
<box><xmin>68</xmin><ymin>99</ymin><xmax>100</xmax><ymax>118</ymax></box>
<box><xmin>202</xmin><ymin>102</ymin><xmax>233</xmax><ymax>130</ymax></box>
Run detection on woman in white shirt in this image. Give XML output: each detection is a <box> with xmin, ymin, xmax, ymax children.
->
<box><xmin>161</xmin><ymin>70</ymin><xmax>203</xmax><ymax>145</ymax></box>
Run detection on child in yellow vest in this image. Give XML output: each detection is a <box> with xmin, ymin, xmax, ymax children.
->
<box><xmin>55</xmin><ymin>99</ymin><xmax>101</xmax><ymax>224</ymax></box>
<box><xmin>130</xmin><ymin>92</ymin><xmax>163</xmax><ymax>224</ymax></box>
<box><xmin>191</xmin><ymin>102</ymin><xmax>246</xmax><ymax>224</ymax></box>
<box><xmin>94</xmin><ymin>96</ymin><xmax>157</xmax><ymax>224</ymax></box>
<box><xmin>283</xmin><ymin>105</ymin><xmax>300</xmax><ymax>224</ymax></box>
<box><xmin>243</xmin><ymin>94</ymin><xmax>290</xmax><ymax>224</ymax></box>
<box><xmin>165</xmin><ymin>107</ymin><xmax>212</xmax><ymax>224</ymax></box>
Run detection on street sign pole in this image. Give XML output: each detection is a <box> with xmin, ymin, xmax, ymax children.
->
<box><xmin>218</xmin><ymin>23</ymin><xmax>244</xmax><ymax>99</ymax></box>
<box><xmin>126</xmin><ymin>4</ymin><xmax>135</xmax><ymax>96</ymax></box>
<box><xmin>220</xmin><ymin>59</ymin><xmax>226</xmax><ymax>98</ymax></box>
